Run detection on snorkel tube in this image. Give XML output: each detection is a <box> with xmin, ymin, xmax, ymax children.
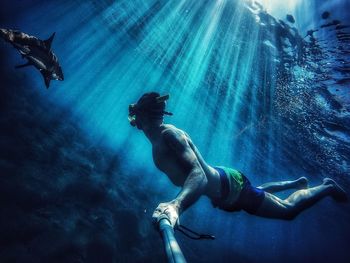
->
<box><xmin>157</xmin><ymin>214</ymin><xmax>187</xmax><ymax>263</ymax></box>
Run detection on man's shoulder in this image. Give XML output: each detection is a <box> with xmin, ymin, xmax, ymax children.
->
<box><xmin>161</xmin><ymin>125</ymin><xmax>186</xmax><ymax>139</ymax></box>
<box><xmin>160</xmin><ymin>125</ymin><xmax>189</xmax><ymax>149</ymax></box>
<box><xmin>161</xmin><ymin>125</ymin><xmax>180</xmax><ymax>141</ymax></box>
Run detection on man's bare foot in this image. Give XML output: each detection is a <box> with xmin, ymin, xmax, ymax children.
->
<box><xmin>295</xmin><ymin>177</ymin><xmax>309</xmax><ymax>189</ymax></box>
<box><xmin>323</xmin><ymin>178</ymin><xmax>348</xmax><ymax>202</ymax></box>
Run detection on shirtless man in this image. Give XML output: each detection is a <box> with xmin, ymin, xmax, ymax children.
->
<box><xmin>128</xmin><ymin>92</ymin><xmax>348</xmax><ymax>227</ymax></box>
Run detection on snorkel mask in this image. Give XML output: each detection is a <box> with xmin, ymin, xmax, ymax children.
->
<box><xmin>128</xmin><ymin>103</ymin><xmax>138</xmax><ymax>127</ymax></box>
<box><xmin>128</xmin><ymin>94</ymin><xmax>173</xmax><ymax>128</ymax></box>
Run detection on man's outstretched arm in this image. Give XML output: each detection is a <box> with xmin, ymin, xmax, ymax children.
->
<box><xmin>152</xmin><ymin>129</ymin><xmax>208</xmax><ymax>227</ymax></box>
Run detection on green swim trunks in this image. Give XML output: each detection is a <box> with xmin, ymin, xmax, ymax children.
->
<box><xmin>212</xmin><ymin>166</ymin><xmax>265</xmax><ymax>214</ymax></box>
<box><xmin>212</xmin><ymin>166</ymin><xmax>244</xmax><ymax>208</ymax></box>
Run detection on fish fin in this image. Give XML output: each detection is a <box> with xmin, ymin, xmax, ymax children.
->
<box><xmin>44</xmin><ymin>32</ymin><xmax>55</xmax><ymax>49</ymax></box>
<box><xmin>41</xmin><ymin>70</ymin><xmax>51</xmax><ymax>88</ymax></box>
<box><xmin>15</xmin><ymin>62</ymin><xmax>32</xmax><ymax>68</ymax></box>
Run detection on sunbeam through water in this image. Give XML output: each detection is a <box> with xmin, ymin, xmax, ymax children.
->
<box><xmin>1</xmin><ymin>0</ymin><xmax>350</xmax><ymax>262</ymax></box>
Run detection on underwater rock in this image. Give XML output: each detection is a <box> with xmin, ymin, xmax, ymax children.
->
<box><xmin>321</xmin><ymin>19</ymin><xmax>341</xmax><ymax>28</ymax></box>
<box><xmin>335</xmin><ymin>78</ymin><xmax>350</xmax><ymax>85</ymax></box>
<box><xmin>336</xmin><ymin>24</ymin><xmax>350</xmax><ymax>30</ymax></box>
<box><xmin>0</xmin><ymin>64</ymin><xmax>165</xmax><ymax>262</ymax></box>
<box><xmin>306</xmin><ymin>29</ymin><xmax>318</xmax><ymax>38</ymax></box>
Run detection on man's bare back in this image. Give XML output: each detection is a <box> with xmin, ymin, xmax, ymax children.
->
<box><xmin>152</xmin><ymin>124</ymin><xmax>220</xmax><ymax>197</ymax></box>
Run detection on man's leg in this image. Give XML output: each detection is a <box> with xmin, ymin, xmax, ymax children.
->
<box><xmin>257</xmin><ymin>177</ymin><xmax>308</xmax><ymax>193</ymax></box>
<box><xmin>254</xmin><ymin>178</ymin><xmax>347</xmax><ymax>220</ymax></box>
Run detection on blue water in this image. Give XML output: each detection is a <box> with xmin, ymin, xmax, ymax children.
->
<box><xmin>0</xmin><ymin>0</ymin><xmax>349</xmax><ymax>262</ymax></box>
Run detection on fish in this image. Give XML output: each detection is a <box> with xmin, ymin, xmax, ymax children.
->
<box><xmin>286</xmin><ymin>14</ymin><xmax>295</xmax><ymax>24</ymax></box>
<box><xmin>0</xmin><ymin>28</ymin><xmax>63</xmax><ymax>88</ymax></box>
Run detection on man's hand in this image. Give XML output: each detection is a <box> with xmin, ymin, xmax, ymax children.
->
<box><xmin>152</xmin><ymin>200</ymin><xmax>180</xmax><ymax>228</ymax></box>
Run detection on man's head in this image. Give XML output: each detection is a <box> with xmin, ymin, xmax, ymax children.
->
<box><xmin>128</xmin><ymin>92</ymin><xmax>173</xmax><ymax>130</ymax></box>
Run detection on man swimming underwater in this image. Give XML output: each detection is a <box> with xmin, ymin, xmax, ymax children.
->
<box><xmin>128</xmin><ymin>92</ymin><xmax>348</xmax><ymax>227</ymax></box>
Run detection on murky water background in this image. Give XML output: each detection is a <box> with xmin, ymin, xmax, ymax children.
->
<box><xmin>0</xmin><ymin>0</ymin><xmax>349</xmax><ymax>262</ymax></box>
